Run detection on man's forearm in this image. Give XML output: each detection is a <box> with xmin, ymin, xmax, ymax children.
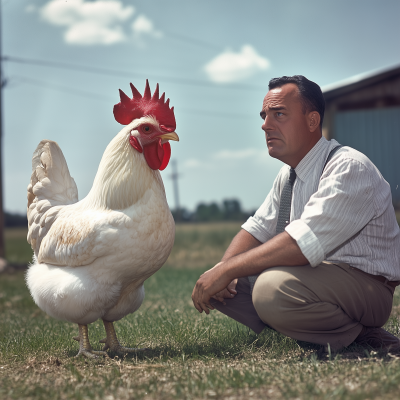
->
<box><xmin>221</xmin><ymin>229</ymin><xmax>262</xmax><ymax>262</ymax></box>
<box><xmin>221</xmin><ymin>231</ymin><xmax>308</xmax><ymax>281</ymax></box>
<box><xmin>191</xmin><ymin>230</ymin><xmax>309</xmax><ymax>314</ymax></box>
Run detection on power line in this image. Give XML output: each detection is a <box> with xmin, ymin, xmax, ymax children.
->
<box><xmin>2</xmin><ymin>55</ymin><xmax>261</xmax><ymax>91</ymax></box>
<box><xmin>0</xmin><ymin>0</ymin><xmax>5</xmax><ymax>258</ymax></box>
<box><xmin>14</xmin><ymin>75</ymin><xmax>258</xmax><ymax>120</ymax></box>
<box><xmin>14</xmin><ymin>76</ymin><xmax>111</xmax><ymax>102</ymax></box>
<box><xmin>169</xmin><ymin>160</ymin><xmax>181</xmax><ymax>219</ymax></box>
<box><xmin>165</xmin><ymin>31</ymin><xmax>221</xmax><ymax>51</ymax></box>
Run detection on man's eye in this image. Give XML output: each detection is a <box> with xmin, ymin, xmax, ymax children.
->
<box><xmin>276</xmin><ymin>112</ymin><xmax>283</xmax><ymax>117</ymax></box>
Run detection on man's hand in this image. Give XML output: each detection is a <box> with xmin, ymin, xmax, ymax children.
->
<box><xmin>212</xmin><ymin>279</ymin><xmax>238</xmax><ymax>304</ymax></box>
<box><xmin>191</xmin><ymin>263</ymin><xmax>233</xmax><ymax>314</ymax></box>
<box><xmin>191</xmin><ymin>230</ymin><xmax>307</xmax><ymax>315</ymax></box>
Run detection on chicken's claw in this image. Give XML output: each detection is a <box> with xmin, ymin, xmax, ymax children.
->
<box><xmin>102</xmin><ymin>320</ymin><xmax>149</xmax><ymax>354</ymax></box>
<box><xmin>74</xmin><ymin>324</ymin><xmax>109</xmax><ymax>358</ymax></box>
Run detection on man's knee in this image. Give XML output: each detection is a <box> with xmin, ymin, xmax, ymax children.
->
<box><xmin>253</xmin><ymin>269</ymin><xmax>288</xmax><ymax>329</ymax></box>
<box><xmin>252</xmin><ymin>268</ymin><xmax>311</xmax><ymax>332</ymax></box>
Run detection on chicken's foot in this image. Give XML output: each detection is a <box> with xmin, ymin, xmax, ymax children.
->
<box><xmin>100</xmin><ymin>320</ymin><xmax>148</xmax><ymax>354</ymax></box>
<box><xmin>74</xmin><ymin>324</ymin><xmax>109</xmax><ymax>358</ymax></box>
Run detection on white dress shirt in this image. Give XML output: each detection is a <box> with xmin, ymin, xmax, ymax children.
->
<box><xmin>242</xmin><ymin>136</ymin><xmax>400</xmax><ymax>281</ymax></box>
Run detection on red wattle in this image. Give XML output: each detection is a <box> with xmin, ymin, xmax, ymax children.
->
<box><xmin>157</xmin><ymin>138</ymin><xmax>164</xmax><ymax>162</ymax></box>
<box><xmin>129</xmin><ymin>136</ymin><xmax>143</xmax><ymax>153</ymax></box>
<box><xmin>159</xmin><ymin>142</ymin><xmax>171</xmax><ymax>171</ymax></box>
<box><xmin>143</xmin><ymin>139</ymin><xmax>164</xmax><ymax>170</ymax></box>
<box><xmin>142</xmin><ymin>140</ymin><xmax>172</xmax><ymax>170</ymax></box>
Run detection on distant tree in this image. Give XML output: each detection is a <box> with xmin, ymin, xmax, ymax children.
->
<box><xmin>195</xmin><ymin>202</ymin><xmax>223</xmax><ymax>222</ymax></box>
<box><xmin>171</xmin><ymin>207</ymin><xmax>193</xmax><ymax>222</ymax></box>
<box><xmin>222</xmin><ymin>199</ymin><xmax>243</xmax><ymax>221</ymax></box>
<box><xmin>5</xmin><ymin>212</ymin><xmax>28</xmax><ymax>228</ymax></box>
<box><xmin>171</xmin><ymin>199</ymin><xmax>255</xmax><ymax>223</ymax></box>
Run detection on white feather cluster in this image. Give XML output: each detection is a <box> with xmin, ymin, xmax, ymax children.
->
<box><xmin>26</xmin><ymin>121</ymin><xmax>175</xmax><ymax>324</ymax></box>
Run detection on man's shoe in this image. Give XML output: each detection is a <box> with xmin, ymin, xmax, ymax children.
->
<box><xmin>354</xmin><ymin>326</ymin><xmax>400</xmax><ymax>351</ymax></box>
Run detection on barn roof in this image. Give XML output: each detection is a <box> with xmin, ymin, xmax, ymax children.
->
<box><xmin>322</xmin><ymin>64</ymin><xmax>400</xmax><ymax>101</ymax></box>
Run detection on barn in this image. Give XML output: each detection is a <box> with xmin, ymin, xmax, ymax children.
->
<box><xmin>322</xmin><ymin>64</ymin><xmax>400</xmax><ymax>206</ymax></box>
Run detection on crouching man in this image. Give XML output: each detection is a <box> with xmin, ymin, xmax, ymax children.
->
<box><xmin>191</xmin><ymin>75</ymin><xmax>400</xmax><ymax>352</ymax></box>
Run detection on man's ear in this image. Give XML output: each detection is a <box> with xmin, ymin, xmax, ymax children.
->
<box><xmin>307</xmin><ymin>111</ymin><xmax>321</xmax><ymax>132</ymax></box>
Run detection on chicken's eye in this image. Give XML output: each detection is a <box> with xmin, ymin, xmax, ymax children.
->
<box><xmin>141</xmin><ymin>125</ymin><xmax>152</xmax><ymax>134</ymax></box>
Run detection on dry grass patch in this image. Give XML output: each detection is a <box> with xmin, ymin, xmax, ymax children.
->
<box><xmin>3</xmin><ymin>349</ymin><xmax>400</xmax><ymax>399</ymax></box>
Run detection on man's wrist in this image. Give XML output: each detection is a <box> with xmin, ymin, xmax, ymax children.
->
<box><xmin>218</xmin><ymin>257</ymin><xmax>239</xmax><ymax>282</ymax></box>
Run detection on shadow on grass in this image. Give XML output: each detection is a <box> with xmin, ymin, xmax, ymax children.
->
<box><xmin>63</xmin><ymin>327</ymin><xmax>323</xmax><ymax>362</ymax></box>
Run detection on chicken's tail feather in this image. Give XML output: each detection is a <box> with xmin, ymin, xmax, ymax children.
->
<box><xmin>27</xmin><ymin>140</ymin><xmax>78</xmax><ymax>255</ymax></box>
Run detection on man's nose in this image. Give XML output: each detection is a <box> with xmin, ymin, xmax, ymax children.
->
<box><xmin>261</xmin><ymin>114</ymin><xmax>272</xmax><ymax>131</ymax></box>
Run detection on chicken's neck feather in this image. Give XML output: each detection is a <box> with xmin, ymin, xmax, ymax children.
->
<box><xmin>84</xmin><ymin>126</ymin><xmax>164</xmax><ymax>210</ymax></box>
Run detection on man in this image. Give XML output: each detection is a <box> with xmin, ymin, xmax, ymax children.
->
<box><xmin>191</xmin><ymin>75</ymin><xmax>400</xmax><ymax>351</ymax></box>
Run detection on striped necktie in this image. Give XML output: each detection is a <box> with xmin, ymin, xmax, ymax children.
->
<box><xmin>248</xmin><ymin>168</ymin><xmax>297</xmax><ymax>292</ymax></box>
<box><xmin>275</xmin><ymin>168</ymin><xmax>297</xmax><ymax>234</ymax></box>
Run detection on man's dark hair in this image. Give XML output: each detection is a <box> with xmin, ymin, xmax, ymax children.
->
<box><xmin>268</xmin><ymin>75</ymin><xmax>325</xmax><ymax>127</ymax></box>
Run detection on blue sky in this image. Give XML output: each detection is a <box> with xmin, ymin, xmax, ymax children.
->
<box><xmin>2</xmin><ymin>0</ymin><xmax>400</xmax><ymax>213</ymax></box>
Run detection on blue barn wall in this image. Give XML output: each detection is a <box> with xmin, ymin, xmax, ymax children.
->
<box><xmin>334</xmin><ymin>106</ymin><xmax>400</xmax><ymax>204</ymax></box>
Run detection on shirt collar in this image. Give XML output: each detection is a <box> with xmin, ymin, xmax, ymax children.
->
<box><xmin>294</xmin><ymin>136</ymin><xmax>330</xmax><ymax>182</ymax></box>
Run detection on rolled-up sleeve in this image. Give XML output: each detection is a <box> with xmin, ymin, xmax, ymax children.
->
<box><xmin>286</xmin><ymin>158</ymin><xmax>375</xmax><ymax>266</ymax></box>
<box><xmin>285</xmin><ymin>220</ymin><xmax>324</xmax><ymax>266</ymax></box>
<box><xmin>242</xmin><ymin>166</ymin><xmax>287</xmax><ymax>243</ymax></box>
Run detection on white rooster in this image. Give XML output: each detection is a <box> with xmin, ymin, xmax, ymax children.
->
<box><xmin>26</xmin><ymin>81</ymin><xmax>179</xmax><ymax>358</ymax></box>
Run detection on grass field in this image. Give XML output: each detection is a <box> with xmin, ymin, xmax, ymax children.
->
<box><xmin>2</xmin><ymin>225</ymin><xmax>400</xmax><ymax>399</ymax></box>
<box><xmin>4</xmin><ymin>223</ymin><xmax>243</xmax><ymax>268</ymax></box>
<box><xmin>4</xmin><ymin>228</ymin><xmax>33</xmax><ymax>265</ymax></box>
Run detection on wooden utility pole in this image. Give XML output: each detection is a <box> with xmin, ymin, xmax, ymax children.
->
<box><xmin>170</xmin><ymin>160</ymin><xmax>181</xmax><ymax>221</ymax></box>
<box><xmin>0</xmin><ymin>0</ymin><xmax>6</xmax><ymax>258</ymax></box>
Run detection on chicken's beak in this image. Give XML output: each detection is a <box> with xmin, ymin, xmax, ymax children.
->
<box><xmin>158</xmin><ymin>132</ymin><xmax>179</xmax><ymax>142</ymax></box>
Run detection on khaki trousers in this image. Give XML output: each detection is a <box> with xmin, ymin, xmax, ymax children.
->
<box><xmin>210</xmin><ymin>277</ymin><xmax>267</xmax><ymax>334</ymax></box>
<box><xmin>211</xmin><ymin>262</ymin><xmax>394</xmax><ymax>350</ymax></box>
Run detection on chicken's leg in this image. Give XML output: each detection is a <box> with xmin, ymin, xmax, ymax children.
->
<box><xmin>73</xmin><ymin>324</ymin><xmax>109</xmax><ymax>358</ymax></box>
<box><xmin>100</xmin><ymin>320</ymin><xmax>148</xmax><ymax>354</ymax></box>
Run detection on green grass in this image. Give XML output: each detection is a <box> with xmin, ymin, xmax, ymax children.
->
<box><xmin>165</xmin><ymin>222</ymin><xmax>242</xmax><ymax>268</ymax></box>
<box><xmin>2</xmin><ymin>224</ymin><xmax>400</xmax><ymax>399</ymax></box>
<box><xmin>4</xmin><ymin>222</ymin><xmax>243</xmax><ymax>268</ymax></box>
<box><xmin>1</xmin><ymin>268</ymin><xmax>400</xmax><ymax>399</ymax></box>
<box><xmin>5</xmin><ymin>228</ymin><xmax>33</xmax><ymax>265</ymax></box>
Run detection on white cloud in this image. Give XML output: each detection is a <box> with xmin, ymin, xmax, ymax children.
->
<box><xmin>183</xmin><ymin>148</ymin><xmax>271</xmax><ymax>170</ymax></box>
<box><xmin>204</xmin><ymin>45</ymin><xmax>270</xmax><ymax>83</ymax></box>
<box><xmin>40</xmin><ymin>0</ymin><xmax>134</xmax><ymax>45</ymax></box>
<box><xmin>25</xmin><ymin>5</ymin><xmax>37</xmax><ymax>13</ymax></box>
<box><xmin>131</xmin><ymin>15</ymin><xmax>162</xmax><ymax>38</ymax></box>
<box><xmin>184</xmin><ymin>159</ymin><xmax>202</xmax><ymax>168</ymax></box>
<box><xmin>214</xmin><ymin>148</ymin><xmax>260</xmax><ymax>160</ymax></box>
<box><xmin>214</xmin><ymin>148</ymin><xmax>272</xmax><ymax>165</ymax></box>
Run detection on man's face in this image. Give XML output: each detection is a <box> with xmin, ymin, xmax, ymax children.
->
<box><xmin>260</xmin><ymin>83</ymin><xmax>318</xmax><ymax>167</ymax></box>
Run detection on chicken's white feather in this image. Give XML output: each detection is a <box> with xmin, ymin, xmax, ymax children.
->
<box><xmin>26</xmin><ymin>118</ymin><xmax>175</xmax><ymax>324</ymax></box>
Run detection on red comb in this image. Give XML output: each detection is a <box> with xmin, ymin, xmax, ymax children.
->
<box><xmin>113</xmin><ymin>80</ymin><xmax>176</xmax><ymax>132</ymax></box>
